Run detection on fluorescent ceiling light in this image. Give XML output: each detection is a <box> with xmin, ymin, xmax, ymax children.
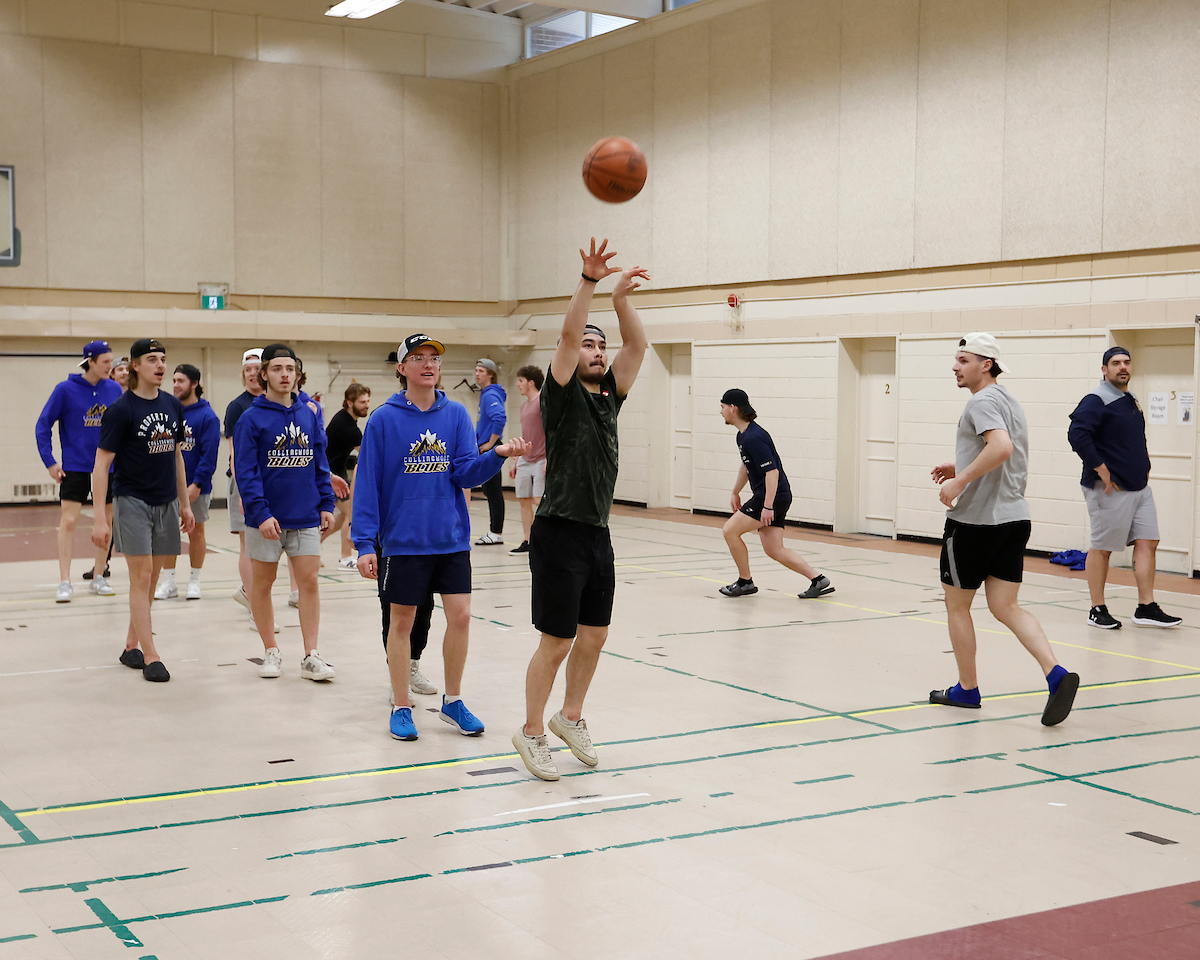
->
<box><xmin>326</xmin><ymin>0</ymin><xmax>403</xmax><ymax>18</ymax></box>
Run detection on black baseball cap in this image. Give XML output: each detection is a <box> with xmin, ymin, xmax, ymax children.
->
<box><xmin>400</xmin><ymin>334</ymin><xmax>445</xmax><ymax>361</ymax></box>
<box><xmin>721</xmin><ymin>388</ymin><xmax>755</xmax><ymax>416</ymax></box>
<box><xmin>175</xmin><ymin>363</ymin><xmax>201</xmax><ymax>383</ymax></box>
<box><xmin>583</xmin><ymin>324</ymin><xmax>606</xmax><ymax>342</ymax></box>
<box><xmin>1103</xmin><ymin>345</ymin><xmax>1131</xmax><ymax>365</ymax></box>
<box><xmin>130</xmin><ymin>338</ymin><xmax>166</xmax><ymax>359</ymax></box>
<box><xmin>260</xmin><ymin>343</ymin><xmax>298</xmax><ymax>366</ymax></box>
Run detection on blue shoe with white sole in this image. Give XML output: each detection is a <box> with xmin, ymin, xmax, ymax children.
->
<box><xmin>440</xmin><ymin>698</ymin><xmax>484</xmax><ymax>736</ymax></box>
<box><xmin>389</xmin><ymin>706</ymin><xmax>418</xmax><ymax>741</ymax></box>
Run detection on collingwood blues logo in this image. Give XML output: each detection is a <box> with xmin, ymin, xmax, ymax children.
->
<box><xmin>405</xmin><ymin>430</ymin><xmax>449</xmax><ymax>474</ymax></box>
<box><xmin>138</xmin><ymin>412</ymin><xmax>178</xmax><ymax>454</ymax></box>
<box><xmin>268</xmin><ymin>422</ymin><xmax>314</xmax><ymax>468</ymax></box>
<box><xmin>84</xmin><ymin>403</ymin><xmax>108</xmax><ymax>428</ymax></box>
<box><xmin>181</xmin><ymin>422</ymin><xmax>196</xmax><ymax>452</ymax></box>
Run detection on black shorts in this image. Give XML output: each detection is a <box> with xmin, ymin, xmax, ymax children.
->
<box><xmin>530</xmin><ymin>515</ymin><xmax>615</xmax><ymax>639</ymax></box>
<box><xmin>379</xmin><ymin>552</ymin><xmax>471</xmax><ymax>606</ymax></box>
<box><xmin>740</xmin><ymin>493</ymin><xmax>791</xmax><ymax>528</ymax></box>
<box><xmin>60</xmin><ymin>471</ymin><xmax>112</xmax><ymax>505</ymax></box>
<box><xmin>940</xmin><ymin>518</ymin><xmax>1030</xmax><ymax>591</ymax></box>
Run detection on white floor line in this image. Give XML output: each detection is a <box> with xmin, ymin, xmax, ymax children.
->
<box><xmin>493</xmin><ymin>792</ymin><xmax>651</xmax><ymax>818</ymax></box>
<box><xmin>0</xmin><ymin>665</ymin><xmax>119</xmax><ymax>678</ymax></box>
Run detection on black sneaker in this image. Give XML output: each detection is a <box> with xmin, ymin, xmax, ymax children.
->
<box><xmin>719</xmin><ymin>580</ymin><xmax>758</xmax><ymax>598</ymax></box>
<box><xmin>1132</xmin><ymin>603</ymin><xmax>1183</xmax><ymax>628</ymax></box>
<box><xmin>119</xmin><ymin>648</ymin><xmax>145</xmax><ymax>669</ymax></box>
<box><xmin>799</xmin><ymin>575</ymin><xmax>835</xmax><ymax>599</ymax></box>
<box><xmin>143</xmin><ymin>661</ymin><xmax>170</xmax><ymax>682</ymax></box>
<box><xmin>509</xmin><ymin>541</ymin><xmax>530</xmax><ymax>555</ymax></box>
<box><xmin>83</xmin><ymin>564</ymin><xmax>111</xmax><ymax>581</ymax></box>
<box><xmin>1088</xmin><ymin>605</ymin><xmax>1122</xmax><ymax>629</ymax></box>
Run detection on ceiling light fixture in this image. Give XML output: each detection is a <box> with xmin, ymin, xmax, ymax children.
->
<box><xmin>325</xmin><ymin>0</ymin><xmax>403</xmax><ymax>19</ymax></box>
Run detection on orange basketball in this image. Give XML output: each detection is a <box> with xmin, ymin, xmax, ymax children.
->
<box><xmin>582</xmin><ymin>137</ymin><xmax>647</xmax><ymax>203</ymax></box>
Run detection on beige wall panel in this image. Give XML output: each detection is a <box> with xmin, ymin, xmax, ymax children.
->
<box><xmin>651</xmin><ymin>23</ymin><xmax>709</xmax><ymax>290</ymax></box>
<box><xmin>404</xmin><ymin>78</ymin><xmax>484</xmax><ymax>301</ymax></box>
<box><xmin>427</xmin><ymin>35</ymin><xmax>518</xmax><ymax>82</ymax></box>
<box><xmin>0</xmin><ymin>0</ymin><xmax>21</xmax><ymax>34</ymax></box>
<box><xmin>707</xmin><ymin>5</ymin><xmax>769</xmax><ymax>286</ymax></box>
<box><xmin>42</xmin><ymin>40</ymin><xmax>144</xmax><ymax>291</ymax></box>
<box><xmin>121</xmin><ymin>2</ymin><xmax>212</xmax><ymax>55</ymax></box>
<box><xmin>344</xmin><ymin>26</ymin><xmax>424</xmax><ymax>76</ymax></box>
<box><xmin>1103</xmin><ymin>0</ymin><xmax>1200</xmax><ymax>252</ymax></box>
<box><xmin>27</xmin><ymin>0</ymin><xmax>119</xmax><ymax>44</ymax></box>
<box><xmin>142</xmin><ymin>49</ymin><xmax>235</xmax><ymax>293</ymax></box>
<box><xmin>0</xmin><ymin>35</ymin><xmax>48</xmax><ymax>287</ymax></box>
<box><xmin>600</xmin><ymin>41</ymin><xmax>654</xmax><ymax>275</ymax></box>
<box><xmin>257</xmin><ymin>17</ymin><xmax>343</xmax><ymax>69</ymax></box>
<box><xmin>515</xmin><ymin>71</ymin><xmax>558</xmax><ymax>299</ymax></box>
<box><xmin>1002</xmin><ymin>0</ymin><xmax>1107</xmax><ymax>260</ymax></box>
<box><xmin>913</xmin><ymin>0</ymin><xmax>1005</xmax><ymax>267</ymax></box>
<box><xmin>320</xmin><ymin>68</ymin><xmax>405</xmax><ymax>300</ymax></box>
<box><xmin>214</xmin><ymin>12</ymin><xmax>256</xmax><ymax>61</ymax></box>
<box><xmin>555</xmin><ymin>58</ymin><xmax>606</xmax><ymax>287</ymax></box>
<box><xmin>768</xmin><ymin>0</ymin><xmax>839</xmax><ymax>281</ymax></box>
<box><xmin>232</xmin><ymin>60</ymin><xmax>322</xmax><ymax>296</ymax></box>
<box><xmin>480</xmin><ymin>84</ymin><xmax>501</xmax><ymax>301</ymax></box>
<box><xmin>837</xmin><ymin>0</ymin><xmax>919</xmax><ymax>276</ymax></box>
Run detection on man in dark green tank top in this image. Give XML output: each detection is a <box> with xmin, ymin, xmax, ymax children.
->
<box><xmin>513</xmin><ymin>238</ymin><xmax>650</xmax><ymax>782</ymax></box>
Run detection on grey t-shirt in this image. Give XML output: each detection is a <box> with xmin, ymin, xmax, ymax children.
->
<box><xmin>947</xmin><ymin>383</ymin><xmax>1030</xmax><ymax>525</ymax></box>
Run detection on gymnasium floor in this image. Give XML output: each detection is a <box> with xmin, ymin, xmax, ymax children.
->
<box><xmin>1</xmin><ymin>501</ymin><xmax>1198</xmax><ymax>960</ymax></box>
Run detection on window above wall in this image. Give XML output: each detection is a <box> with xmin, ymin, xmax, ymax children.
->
<box><xmin>526</xmin><ymin>10</ymin><xmax>638</xmax><ymax>57</ymax></box>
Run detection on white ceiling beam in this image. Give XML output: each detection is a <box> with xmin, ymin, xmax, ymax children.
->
<box><xmin>560</xmin><ymin>0</ymin><xmax>660</xmax><ymax>17</ymax></box>
<box><xmin>490</xmin><ymin>0</ymin><xmax>533</xmax><ymax>12</ymax></box>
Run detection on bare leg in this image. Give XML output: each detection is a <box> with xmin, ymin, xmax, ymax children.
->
<box><xmin>1086</xmin><ymin>549</ymin><xmax>1110</xmax><ymax>607</ymax></box>
<box><xmin>518</xmin><ymin>498</ymin><xmax>535</xmax><ymax>543</ymax></box>
<box><xmin>722</xmin><ymin>512</ymin><xmax>759</xmax><ymax>581</ymax></box>
<box><xmin>386</xmin><ymin>604</ymin><xmax>417</xmax><ymax>708</ymax></box>
<box><xmin>249</xmin><ymin>558</ymin><xmax>279</xmax><ymax>650</ymax></box>
<box><xmin>943</xmin><ymin>584</ymin><xmax>979</xmax><ymax>690</ymax></box>
<box><xmin>57</xmin><ymin>500</ymin><xmax>83</xmax><ymax>582</ymax></box>
<box><xmin>126</xmin><ymin>554</ymin><xmax>166</xmax><ymax>663</ymax></box>
<box><xmin>292</xmin><ymin>554</ymin><xmax>321</xmax><ymax>655</ymax></box>
<box><xmin>524</xmin><ymin>633</ymin><xmax>573</xmax><ymax>736</ymax></box>
<box><xmin>161</xmin><ymin>553</ymin><xmax>177</xmax><ymax>571</ymax></box>
<box><xmin>984</xmin><ymin>577</ymin><xmax>1058</xmax><ymax>676</ymax></box>
<box><xmin>338</xmin><ymin>505</ymin><xmax>354</xmax><ymax>559</ymax></box>
<box><xmin>759</xmin><ymin>527</ymin><xmax>819</xmax><ymax>580</ymax></box>
<box><xmin>440</xmin><ymin>593</ymin><xmax>471</xmax><ymax>698</ymax></box>
<box><xmin>1132</xmin><ymin>539</ymin><xmax>1158</xmax><ymax>604</ymax></box>
<box><xmin>561</xmin><ymin>624</ymin><xmax>607</xmax><ymax>722</ymax></box>
<box><xmin>92</xmin><ymin>503</ymin><xmax>113</xmax><ymax>577</ymax></box>
<box><xmin>188</xmin><ymin>522</ymin><xmax>206</xmax><ymax>570</ymax></box>
<box><xmin>237</xmin><ymin>531</ymin><xmax>252</xmax><ymax>596</ymax></box>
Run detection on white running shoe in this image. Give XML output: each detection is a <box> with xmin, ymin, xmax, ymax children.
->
<box><xmin>154</xmin><ymin>577</ymin><xmax>178</xmax><ymax>600</ymax></box>
<box><xmin>337</xmin><ymin>557</ymin><xmax>356</xmax><ymax>570</ymax></box>
<box><xmin>233</xmin><ymin>588</ymin><xmax>252</xmax><ymax>612</ymax></box>
<box><xmin>55</xmin><ymin>581</ymin><xmax>72</xmax><ymax>603</ymax></box>
<box><xmin>186</xmin><ymin>578</ymin><xmax>201</xmax><ymax>600</ymax></box>
<box><xmin>248</xmin><ymin>612</ymin><xmax>281</xmax><ymax>634</ymax></box>
<box><xmin>90</xmin><ymin>576</ymin><xmax>116</xmax><ymax>597</ymax></box>
<box><xmin>259</xmin><ymin>646</ymin><xmax>282</xmax><ymax>678</ymax></box>
<box><xmin>301</xmin><ymin>652</ymin><xmax>335</xmax><ymax>682</ymax></box>
<box><xmin>288</xmin><ymin>590</ymin><xmax>300</xmax><ymax>608</ymax></box>
<box><xmin>512</xmin><ymin>730</ymin><xmax>559</xmax><ymax>781</ymax></box>
<box><xmin>548</xmin><ymin>712</ymin><xmax>598</xmax><ymax>767</ymax></box>
<box><xmin>410</xmin><ymin>660</ymin><xmax>438</xmax><ymax>696</ymax></box>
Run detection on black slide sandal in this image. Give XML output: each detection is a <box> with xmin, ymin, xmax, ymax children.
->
<box><xmin>1041</xmin><ymin>672</ymin><xmax>1079</xmax><ymax>726</ymax></box>
<box><xmin>929</xmin><ymin>687</ymin><xmax>981</xmax><ymax>709</ymax></box>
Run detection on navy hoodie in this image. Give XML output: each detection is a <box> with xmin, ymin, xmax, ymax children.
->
<box><xmin>180</xmin><ymin>397</ymin><xmax>221</xmax><ymax>495</ymax></box>
<box><xmin>1067</xmin><ymin>380</ymin><xmax>1151</xmax><ymax>491</ymax></box>
<box><xmin>35</xmin><ymin>373</ymin><xmax>123</xmax><ymax>472</ymax></box>
<box><xmin>474</xmin><ymin>383</ymin><xmax>507</xmax><ymax>448</ymax></box>
<box><xmin>233</xmin><ymin>394</ymin><xmax>335</xmax><ymax>530</ymax></box>
<box><xmin>353</xmin><ymin>390</ymin><xmax>505</xmax><ymax>557</ymax></box>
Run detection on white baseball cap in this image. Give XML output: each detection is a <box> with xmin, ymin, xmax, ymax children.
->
<box><xmin>242</xmin><ymin>348</ymin><xmax>263</xmax><ymax>366</ymax></box>
<box><xmin>957</xmin><ymin>332</ymin><xmax>1008</xmax><ymax>375</ymax></box>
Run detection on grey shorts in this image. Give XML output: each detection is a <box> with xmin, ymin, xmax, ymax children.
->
<box><xmin>228</xmin><ymin>476</ymin><xmax>246</xmax><ymax>533</ymax></box>
<box><xmin>1083</xmin><ymin>481</ymin><xmax>1159</xmax><ymax>552</ymax></box>
<box><xmin>245</xmin><ymin>525</ymin><xmax>321</xmax><ymax>562</ymax></box>
<box><xmin>191</xmin><ymin>492</ymin><xmax>212</xmax><ymax>524</ymax></box>
<box><xmin>113</xmin><ymin>496</ymin><xmax>181</xmax><ymax>558</ymax></box>
<box><xmin>515</xmin><ymin>458</ymin><xmax>545</xmax><ymax>498</ymax></box>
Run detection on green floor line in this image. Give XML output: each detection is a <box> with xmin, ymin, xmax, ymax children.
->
<box><xmin>433</xmin><ymin>797</ymin><xmax>682</xmax><ymax>837</ymax></box>
<box><xmin>1015</xmin><ymin>759</ymin><xmax>1200</xmax><ymax>815</ymax></box>
<box><xmin>930</xmin><ymin>753</ymin><xmax>1007</xmax><ymax>765</ymax></box>
<box><xmin>1018</xmin><ymin>723</ymin><xmax>1200</xmax><ymax>753</ymax></box>
<box><xmin>794</xmin><ymin>774</ymin><xmax>855</xmax><ymax>785</ymax></box>
<box><xmin>311</xmin><ymin>873</ymin><xmax>430</xmax><ymax>895</ymax></box>
<box><xmin>0</xmin><ymin>799</ymin><xmax>38</xmax><ymax>845</ymax></box>
<box><xmin>51</xmin><ymin>895</ymin><xmax>289</xmax><ymax>937</ymax></box>
<box><xmin>0</xmin><ymin>934</ymin><xmax>37</xmax><ymax>943</ymax></box>
<box><xmin>266</xmin><ymin>837</ymin><xmax>402</xmax><ymax>860</ymax></box>
<box><xmin>20</xmin><ymin>866</ymin><xmax>187</xmax><ymax>894</ymax></box>
<box><xmin>82</xmin><ymin>898</ymin><xmax>142</xmax><ymax>947</ymax></box>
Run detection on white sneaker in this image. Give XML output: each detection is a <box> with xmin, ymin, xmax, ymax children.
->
<box><xmin>548</xmin><ymin>712</ymin><xmax>598</xmax><ymax>767</ymax></box>
<box><xmin>288</xmin><ymin>590</ymin><xmax>300</xmax><ymax>608</ymax></box>
<box><xmin>233</xmin><ymin>588</ymin><xmax>252</xmax><ymax>612</ymax></box>
<box><xmin>301</xmin><ymin>652</ymin><xmax>335</xmax><ymax>682</ymax></box>
<box><xmin>186</xmin><ymin>579</ymin><xmax>201</xmax><ymax>600</ymax></box>
<box><xmin>154</xmin><ymin>578</ymin><xmax>178</xmax><ymax>600</ymax></box>
<box><xmin>512</xmin><ymin>730</ymin><xmax>559</xmax><ymax>781</ymax></box>
<box><xmin>410</xmin><ymin>660</ymin><xmax>438</xmax><ymax>696</ymax></box>
<box><xmin>248</xmin><ymin>612</ymin><xmax>281</xmax><ymax>634</ymax></box>
<box><xmin>259</xmin><ymin>646</ymin><xmax>282</xmax><ymax>679</ymax></box>
<box><xmin>55</xmin><ymin>581</ymin><xmax>72</xmax><ymax>603</ymax></box>
<box><xmin>337</xmin><ymin>557</ymin><xmax>356</xmax><ymax>570</ymax></box>
<box><xmin>474</xmin><ymin>532</ymin><xmax>503</xmax><ymax>546</ymax></box>
<box><xmin>90</xmin><ymin>576</ymin><xmax>116</xmax><ymax>597</ymax></box>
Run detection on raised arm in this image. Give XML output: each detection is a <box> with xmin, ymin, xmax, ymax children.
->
<box><xmin>609</xmin><ymin>265</ymin><xmax>650</xmax><ymax>397</ymax></box>
<box><xmin>551</xmin><ymin>237</ymin><xmax>619</xmax><ymax>387</ymax></box>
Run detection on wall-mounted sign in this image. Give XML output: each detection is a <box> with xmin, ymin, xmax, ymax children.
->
<box><xmin>1147</xmin><ymin>392</ymin><xmax>1168</xmax><ymax>426</ymax></box>
<box><xmin>0</xmin><ymin>165</ymin><xmax>18</xmax><ymax>267</ymax></box>
<box><xmin>1178</xmin><ymin>392</ymin><xmax>1194</xmax><ymax>426</ymax></box>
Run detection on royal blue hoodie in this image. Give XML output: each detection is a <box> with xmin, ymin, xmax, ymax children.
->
<box><xmin>474</xmin><ymin>383</ymin><xmax>507</xmax><ymax>448</ymax></box>
<box><xmin>353</xmin><ymin>390</ymin><xmax>505</xmax><ymax>557</ymax></box>
<box><xmin>180</xmin><ymin>397</ymin><xmax>221</xmax><ymax>495</ymax></box>
<box><xmin>35</xmin><ymin>374</ymin><xmax>123</xmax><ymax>472</ymax></box>
<box><xmin>233</xmin><ymin>394</ymin><xmax>335</xmax><ymax>530</ymax></box>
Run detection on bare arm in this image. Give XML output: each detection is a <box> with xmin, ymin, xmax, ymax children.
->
<box><xmin>730</xmin><ymin>463</ymin><xmax>748</xmax><ymax>513</ymax></box>
<box><xmin>551</xmin><ymin>238</ymin><xmax>619</xmax><ymax>387</ymax></box>
<box><xmin>609</xmin><ymin>266</ymin><xmax>651</xmax><ymax>397</ymax></box>
<box><xmin>938</xmin><ymin>429</ymin><xmax>1013</xmax><ymax>507</ymax></box>
<box><xmin>91</xmin><ymin>449</ymin><xmax>115</xmax><ymax>548</ymax></box>
<box><xmin>759</xmin><ymin>470</ymin><xmax>779</xmax><ymax>527</ymax></box>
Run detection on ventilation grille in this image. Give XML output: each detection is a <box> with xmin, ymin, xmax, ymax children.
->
<box><xmin>12</xmin><ymin>483</ymin><xmax>57</xmax><ymax>502</ymax></box>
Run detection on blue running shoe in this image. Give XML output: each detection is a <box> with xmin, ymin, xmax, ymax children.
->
<box><xmin>440</xmin><ymin>698</ymin><xmax>484</xmax><ymax>736</ymax></box>
<box><xmin>389</xmin><ymin>706</ymin><xmax>418</xmax><ymax>741</ymax></box>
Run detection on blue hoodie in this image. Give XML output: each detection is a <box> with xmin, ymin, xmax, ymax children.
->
<box><xmin>474</xmin><ymin>382</ymin><xmax>507</xmax><ymax>448</ymax></box>
<box><xmin>353</xmin><ymin>390</ymin><xmax>506</xmax><ymax>557</ymax></box>
<box><xmin>35</xmin><ymin>374</ymin><xmax>123</xmax><ymax>472</ymax></box>
<box><xmin>180</xmin><ymin>397</ymin><xmax>222</xmax><ymax>495</ymax></box>
<box><xmin>233</xmin><ymin>394</ymin><xmax>335</xmax><ymax>530</ymax></box>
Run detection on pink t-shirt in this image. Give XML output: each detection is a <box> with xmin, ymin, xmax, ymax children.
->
<box><xmin>519</xmin><ymin>394</ymin><xmax>546</xmax><ymax>463</ymax></box>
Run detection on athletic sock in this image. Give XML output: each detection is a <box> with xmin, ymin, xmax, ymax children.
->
<box><xmin>949</xmin><ymin>683</ymin><xmax>981</xmax><ymax>705</ymax></box>
<box><xmin>189</xmin><ymin>568</ymin><xmax>201</xmax><ymax>580</ymax></box>
<box><xmin>1046</xmin><ymin>664</ymin><xmax>1068</xmax><ymax>695</ymax></box>
<box><xmin>444</xmin><ymin>695</ymin><xmax>462</xmax><ymax>705</ymax></box>
<box><xmin>737</xmin><ymin>577</ymin><xmax>753</xmax><ymax>586</ymax></box>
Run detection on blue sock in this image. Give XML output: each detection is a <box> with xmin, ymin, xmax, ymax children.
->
<box><xmin>1046</xmin><ymin>665</ymin><xmax>1068</xmax><ymax>695</ymax></box>
<box><xmin>950</xmin><ymin>683</ymin><xmax>981</xmax><ymax>705</ymax></box>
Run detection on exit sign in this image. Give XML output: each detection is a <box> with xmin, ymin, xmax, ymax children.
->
<box><xmin>201</xmin><ymin>294</ymin><xmax>224</xmax><ymax>310</ymax></box>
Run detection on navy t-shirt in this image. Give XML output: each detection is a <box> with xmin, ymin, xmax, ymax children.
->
<box><xmin>224</xmin><ymin>390</ymin><xmax>257</xmax><ymax>477</ymax></box>
<box><xmin>736</xmin><ymin>422</ymin><xmax>791</xmax><ymax>502</ymax></box>
<box><xmin>99</xmin><ymin>390</ymin><xmax>186</xmax><ymax>505</ymax></box>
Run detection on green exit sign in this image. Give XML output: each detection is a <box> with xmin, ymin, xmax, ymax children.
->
<box><xmin>201</xmin><ymin>294</ymin><xmax>224</xmax><ymax>310</ymax></box>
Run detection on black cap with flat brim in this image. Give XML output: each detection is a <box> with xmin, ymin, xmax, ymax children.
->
<box><xmin>130</xmin><ymin>338</ymin><xmax>165</xmax><ymax>359</ymax></box>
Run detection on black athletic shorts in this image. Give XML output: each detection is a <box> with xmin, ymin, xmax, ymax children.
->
<box><xmin>60</xmin><ymin>471</ymin><xmax>112</xmax><ymax>505</ymax></box>
<box><xmin>380</xmin><ymin>551</ymin><xmax>471</xmax><ymax>605</ymax></box>
<box><xmin>740</xmin><ymin>493</ymin><xmax>791</xmax><ymax>528</ymax></box>
<box><xmin>940</xmin><ymin>518</ymin><xmax>1030</xmax><ymax>591</ymax></box>
<box><xmin>530</xmin><ymin>515</ymin><xmax>615</xmax><ymax>639</ymax></box>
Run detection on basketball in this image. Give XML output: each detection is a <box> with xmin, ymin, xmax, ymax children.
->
<box><xmin>582</xmin><ymin>137</ymin><xmax>647</xmax><ymax>203</ymax></box>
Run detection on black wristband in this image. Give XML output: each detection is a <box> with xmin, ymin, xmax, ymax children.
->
<box><xmin>581</xmin><ymin>272</ymin><xmax>601</xmax><ymax>283</ymax></box>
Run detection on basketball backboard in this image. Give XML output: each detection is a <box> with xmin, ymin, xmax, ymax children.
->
<box><xmin>0</xmin><ymin>166</ymin><xmax>18</xmax><ymax>267</ymax></box>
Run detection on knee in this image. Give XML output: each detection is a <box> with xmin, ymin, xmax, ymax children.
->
<box><xmin>60</xmin><ymin>514</ymin><xmax>77</xmax><ymax>531</ymax></box>
<box><xmin>540</xmin><ymin>638</ymin><xmax>572</xmax><ymax>665</ymax></box>
<box><xmin>986</xmin><ymin>598</ymin><xmax>1017</xmax><ymax>622</ymax></box>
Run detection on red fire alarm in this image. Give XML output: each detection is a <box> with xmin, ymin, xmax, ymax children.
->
<box><xmin>727</xmin><ymin>294</ymin><xmax>739</xmax><ymax>308</ymax></box>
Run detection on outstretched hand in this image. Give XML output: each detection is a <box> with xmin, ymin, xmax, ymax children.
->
<box><xmin>495</xmin><ymin>437</ymin><xmax>532</xmax><ymax>460</ymax></box>
<box><xmin>580</xmin><ymin>237</ymin><xmax>620</xmax><ymax>282</ymax></box>
<box><xmin>612</xmin><ymin>266</ymin><xmax>650</xmax><ymax>299</ymax></box>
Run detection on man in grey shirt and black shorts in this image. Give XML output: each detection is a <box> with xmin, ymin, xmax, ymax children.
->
<box><xmin>929</xmin><ymin>333</ymin><xmax>1079</xmax><ymax>726</ymax></box>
